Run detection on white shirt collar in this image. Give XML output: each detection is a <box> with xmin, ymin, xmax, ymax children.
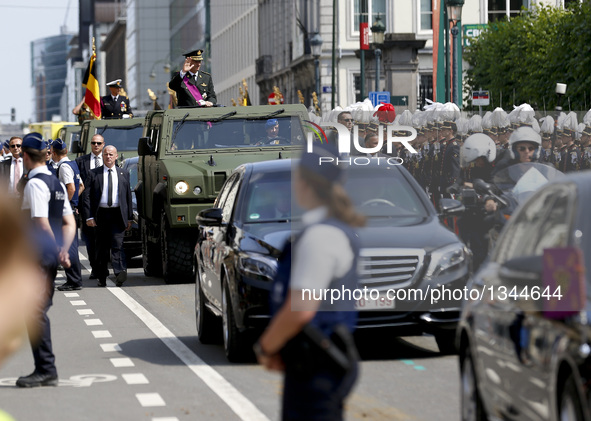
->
<box><xmin>28</xmin><ymin>165</ymin><xmax>51</xmax><ymax>178</ymax></box>
<box><xmin>301</xmin><ymin>206</ymin><xmax>328</xmax><ymax>227</ymax></box>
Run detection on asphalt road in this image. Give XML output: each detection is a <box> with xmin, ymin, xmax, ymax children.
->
<box><xmin>0</xmin><ymin>249</ymin><xmax>460</xmax><ymax>421</ymax></box>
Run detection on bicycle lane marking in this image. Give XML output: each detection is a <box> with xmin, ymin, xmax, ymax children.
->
<box><xmin>106</xmin><ymin>285</ymin><xmax>270</xmax><ymax>421</ymax></box>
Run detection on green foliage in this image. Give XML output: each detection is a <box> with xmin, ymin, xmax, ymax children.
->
<box><xmin>464</xmin><ymin>2</ymin><xmax>591</xmax><ymax>112</ymax></box>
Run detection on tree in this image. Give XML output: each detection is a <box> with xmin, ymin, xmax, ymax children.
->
<box><xmin>464</xmin><ymin>2</ymin><xmax>591</xmax><ymax>112</ymax></box>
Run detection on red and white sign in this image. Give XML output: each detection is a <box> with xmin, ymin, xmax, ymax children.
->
<box><xmin>360</xmin><ymin>22</ymin><xmax>369</xmax><ymax>50</ymax></box>
<box><xmin>268</xmin><ymin>93</ymin><xmax>284</xmax><ymax>105</ymax></box>
<box><xmin>472</xmin><ymin>90</ymin><xmax>490</xmax><ymax>106</ymax></box>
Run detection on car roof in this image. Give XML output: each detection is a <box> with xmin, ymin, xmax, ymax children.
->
<box><xmin>238</xmin><ymin>158</ymin><xmax>407</xmax><ymax>175</ymax></box>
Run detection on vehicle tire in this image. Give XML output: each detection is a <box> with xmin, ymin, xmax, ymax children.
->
<box><xmin>141</xmin><ymin>217</ymin><xmax>162</xmax><ymax>277</ymax></box>
<box><xmin>435</xmin><ymin>332</ymin><xmax>457</xmax><ymax>355</ymax></box>
<box><xmin>195</xmin><ymin>256</ymin><xmax>219</xmax><ymax>344</ymax></box>
<box><xmin>160</xmin><ymin>210</ymin><xmax>194</xmax><ymax>284</ymax></box>
<box><xmin>461</xmin><ymin>346</ymin><xmax>487</xmax><ymax>421</ymax></box>
<box><xmin>222</xmin><ymin>278</ymin><xmax>249</xmax><ymax>362</ymax></box>
<box><xmin>559</xmin><ymin>375</ymin><xmax>584</xmax><ymax>421</ymax></box>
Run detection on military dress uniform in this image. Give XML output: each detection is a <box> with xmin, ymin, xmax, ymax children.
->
<box><xmin>169</xmin><ymin>49</ymin><xmax>217</xmax><ymax>107</ymax></box>
<box><xmin>559</xmin><ymin>143</ymin><xmax>580</xmax><ymax>173</ymax></box>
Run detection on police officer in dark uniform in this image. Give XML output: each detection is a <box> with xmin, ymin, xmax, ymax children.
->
<box><xmin>51</xmin><ymin>139</ymin><xmax>83</xmax><ymax>291</ymax></box>
<box><xmin>169</xmin><ymin>49</ymin><xmax>217</xmax><ymax>107</ymax></box>
<box><xmin>16</xmin><ymin>132</ymin><xmax>76</xmax><ymax>388</ymax></box>
<box><xmin>100</xmin><ymin>79</ymin><xmax>133</xmax><ymax>119</ymax></box>
<box><xmin>255</xmin><ymin>145</ymin><xmax>364</xmax><ymax>421</ymax></box>
<box><xmin>439</xmin><ymin>120</ymin><xmax>461</xmax><ymax>198</ymax></box>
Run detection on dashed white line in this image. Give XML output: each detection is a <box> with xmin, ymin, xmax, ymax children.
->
<box><xmin>64</xmin><ymin>292</ymin><xmax>80</xmax><ymax>298</ymax></box>
<box><xmin>122</xmin><ymin>373</ymin><xmax>149</xmax><ymax>385</ymax></box>
<box><xmin>77</xmin><ymin>309</ymin><xmax>95</xmax><ymax>315</ymax></box>
<box><xmin>108</xmin><ymin>287</ymin><xmax>270</xmax><ymax>421</ymax></box>
<box><xmin>70</xmin><ymin>300</ymin><xmax>86</xmax><ymax>306</ymax></box>
<box><xmin>110</xmin><ymin>357</ymin><xmax>135</xmax><ymax>368</ymax></box>
<box><xmin>91</xmin><ymin>330</ymin><xmax>112</xmax><ymax>338</ymax></box>
<box><xmin>100</xmin><ymin>343</ymin><xmax>122</xmax><ymax>352</ymax></box>
<box><xmin>84</xmin><ymin>319</ymin><xmax>103</xmax><ymax>326</ymax></box>
<box><xmin>136</xmin><ymin>393</ymin><xmax>166</xmax><ymax>407</ymax></box>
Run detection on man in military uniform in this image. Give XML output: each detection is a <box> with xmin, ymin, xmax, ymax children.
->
<box><xmin>438</xmin><ymin>121</ymin><xmax>461</xmax><ymax>198</ymax></box>
<box><xmin>169</xmin><ymin>49</ymin><xmax>217</xmax><ymax>108</ymax></box>
<box><xmin>100</xmin><ymin>79</ymin><xmax>133</xmax><ymax>119</ymax></box>
<box><xmin>16</xmin><ymin>132</ymin><xmax>76</xmax><ymax>388</ymax></box>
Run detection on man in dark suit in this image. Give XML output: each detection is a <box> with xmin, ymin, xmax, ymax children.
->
<box><xmin>82</xmin><ymin>145</ymin><xmax>133</xmax><ymax>287</ymax></box>
<box><xmin>0</xmin><ymin>136</ymin><xmax>24</xmax><ymax>195</ymax></box>
<box><xmin>101</xmin><ymin>79</ymin><xmax>133</xmax><ymax>119</ymax></box>
<box><xmin>75</xmin><ymin>134</ymin><xmax>105</xmax><ymax>278</ymax></box>
<box><xmin>169</xmin><ymin>49</ymin><xmax>217</xmax><ymax>107</ymax></box>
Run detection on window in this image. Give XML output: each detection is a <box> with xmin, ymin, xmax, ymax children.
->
<box><xmin>420</xmin><ymin>0</ymin><xmax>433</xmax><ymax>31</ymax></box>
<box><xmin>419</xmin><ymin>74</ymin><xmax>433</xmax><ymax>109</ymax></box>
<box><xmin>352</xmin><ymin>0</ymin><xmax>386</xmax><ymax>35</ymax></box>
<box><xmin>488</xmin><ymin>0</ymin><xmax>529</xmax><ymax>22</ymax></box>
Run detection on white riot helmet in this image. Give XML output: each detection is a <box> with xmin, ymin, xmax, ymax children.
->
<box><xmin>460</xmin><ymin>133</ymin><xmax>497</xmax><ymax>168</ymax></box>
<box><xmin>509</xmin><ymin>126</ymin><xmax>542</xmax><ymax>160</ymax></box>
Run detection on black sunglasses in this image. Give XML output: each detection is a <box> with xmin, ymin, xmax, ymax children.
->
<box><xmin>9</xmin><ymin>144</ymin><xmax>21</xmax><ymax>148</ymax></box>
<box><xmin>91</xmin><ymin>142</ymin><xmax>104</xmax><ymax>145</ymax></box>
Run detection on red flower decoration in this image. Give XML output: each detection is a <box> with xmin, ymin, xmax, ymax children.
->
<box><xmin>373</xmin><ymin>102</ymin><xmax>396</xmax><ymax>123</ymax></box>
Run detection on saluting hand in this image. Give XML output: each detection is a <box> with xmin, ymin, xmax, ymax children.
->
<box><xmin>182</xmin><ymin>58</ymin><xmax>193</xmax><ymax>73</ymax></box>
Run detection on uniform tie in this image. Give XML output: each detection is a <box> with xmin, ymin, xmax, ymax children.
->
<box><xmin>107</xmin><ymin>169</ymin><xmax>113</xmax><ymax>207</ymax></box>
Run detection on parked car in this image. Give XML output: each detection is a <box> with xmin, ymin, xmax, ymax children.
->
<box><xmin>457</xmin><ymin>170</ymin><xmax>591</xmax><ymax>421</ymax></box>
<box><xmin>194</xmin><ymin>159</ymin><xmax>470</xmax><ymax>361</ymax></box>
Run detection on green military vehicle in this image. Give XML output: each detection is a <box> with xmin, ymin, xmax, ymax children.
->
<box><xmin>71</xmin><ymin>117</ymin><xmax>145</xmax><ymax>160</ymax></box>
<box><xmin>136</xmin><ymin>105</ymin><xmax>309</xmax><ymax>283</ymax></box>
<box><xmin>57</xmin><ymin>124</ymin><xmax>81</xmax><ymax>161</ymax></box>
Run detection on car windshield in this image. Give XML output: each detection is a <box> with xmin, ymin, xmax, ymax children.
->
<box><xmin>169</xmin><ymin>116</ymin><xmax>305</xmax><ymax>151</ymax></box>
<box><xmin>242</xmin><ymin>166</ymin><xmax>429</xmax><ymax>226</ymax></box>
<box><xmin>345</xmin><ymin>168</ymin><xmax>429</xmax><ymax>226</ymax></box>
<box><xmin>98</xmin><ymin>125</ymin><xmax>144</xmax><ymax>152</ymax></box>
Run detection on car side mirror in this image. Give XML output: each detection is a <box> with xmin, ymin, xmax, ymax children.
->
<box><xmin>499</xmin><ymin>255</ymin><xmax>542</xmax><ymax>286</ymax></box>
<box><xmin>71</xmin><ymin>140</ymin><xmax>83</xmax><ymax>154</ymax></box>
<box><xmin>439</xmin><ymin>198</ymin><xmax>465</xmax><ymax>216</ymax></box>
<box><xmin>197</xmin><ymin>208</ymin><xmax>223</xmax><ymax>227</ymax></box>
<box><xmin>138</xmin><ymin>137</ymin><xmax>154</xmax><ymax>156</ymax></box>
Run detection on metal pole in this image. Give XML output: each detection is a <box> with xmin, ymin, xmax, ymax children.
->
<box><xmin>375</xmin><ymin>48</ymin><xmax>381</xmax><ymax>92</ymax></box>
<box><xmin>361</xmin><ymin>51</ymin><xmax>365</xmax><ymax>100</ymax></box>
<box><xmin>315</xmin><ymin>58</ymin><xmax>320</xmax><ymax>98</ymax></box>
<box><xmin>331</xmin><ymin>0</ymin><xmax>337</xmax><ymax>108</ymax></box>
<box><xmin>444</xmin><ymin>6</ymin><xmax>450</xmax><ymax>103</ymax></box>
<box><xmin>451</xmin><ymin>25</ymin><xmax>459</xmax><ymax>105</ymax></box>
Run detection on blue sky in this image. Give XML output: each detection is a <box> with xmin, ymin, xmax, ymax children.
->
<box><xmin>0</xmin><ymin>1</ymin><xmax>79</xmax><ymax>123</ymax></box>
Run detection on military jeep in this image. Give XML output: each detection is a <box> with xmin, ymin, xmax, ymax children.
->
<box><xmin>136</xmin><ymin>105</ymin><xmax>308</xmax><ymax>283</ymax></box>
<box><xmin>72</xmin><ymin>117</ymin><xmax>145</xmax><ymax>160</ymax></box>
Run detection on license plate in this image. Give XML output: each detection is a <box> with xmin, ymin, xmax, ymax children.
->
<box><xmin>355</xmin><ymin>295</ymin><xmax>395</xmax><ymax>310</ymax></box>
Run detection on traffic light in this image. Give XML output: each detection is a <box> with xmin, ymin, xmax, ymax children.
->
<box><xmin>10</xmin><ymin>108</ymin><xmax>15</xmax><ymax>122</ymax></box>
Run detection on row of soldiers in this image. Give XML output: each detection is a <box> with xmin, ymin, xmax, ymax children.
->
<box><xmin>325</xmin><ymin>102</ymin><xmax>591</xmax><ymax>203</ymax></box>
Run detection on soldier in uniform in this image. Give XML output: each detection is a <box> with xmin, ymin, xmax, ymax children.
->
<box><xmin>169</xmin><ymin>49</ymin><xmax>217</xmax><ymax>108</ymax></box>
<box><xmin>538</xmin><ymin>116</ymin><xmax>555</xmax><ymax>166</ymax></box>
<box><xmin>558</xmin><ymin>112</ymin><xmax>580</xmax><ymax>173</ymax></box>
<box><xmin>100</xmin><ymin>79</ymin><xmax>133</xmax><ymax>119</ymax></box>
<box><xmin>438</xmin><ymin>120</ymin><xmax>461</xmax><ymax>198</ymax></box>
<box><xmin>579</xmin><ymin>125</ymin><xmax>591</xmax><ymax>171</ymax></box>
<box><xmin>16</xmin><ymin>132</ymin><xmax>76</xmax><ymax>388</ymax></box>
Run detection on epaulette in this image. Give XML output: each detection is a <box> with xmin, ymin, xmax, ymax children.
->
<box><xmin>200</xmin><ymin>71</ymin><xmax>211</xmax><ymax>76</ymax></box>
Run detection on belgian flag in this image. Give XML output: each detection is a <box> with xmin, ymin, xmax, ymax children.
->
<box><xmin>83</xmin><ymin>52</ymin><xmax>101</xmax><ymax>119</ymax></box>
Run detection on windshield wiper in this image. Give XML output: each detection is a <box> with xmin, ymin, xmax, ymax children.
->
<box><xmin>99</xmin><ymin>125</ymin><xmax>109</xmax><ymax>135</ymax></box>
<box><xmin>247</xmin><ymin>109</ymin><xmax>285</xmax><ymax>121</ymax></box>
<box><xmin>171</xmin><ymin>112</ymin><xmax>190</xmax><ymax>144</ymax></box>
<box><xmin>208</xmin><ymin>110</ymin><xmax>237</xmax><ymax>123</ymax></box>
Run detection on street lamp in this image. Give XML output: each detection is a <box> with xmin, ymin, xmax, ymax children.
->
<box><xmin>310</xmin><ymin>32</ymin><xmax>323</xmax><ymax>96</ymax></box>
<box><xmin>149</xmin><ymin>59</ymin><xmax>171</xmax><ymax>80</ymax></box>
<box><xmin>371</xmin><ymin>14</ymin><xmax>385</xmax><ymax>92</ymax></box>
<box><xmin>446</xmin><ymin>0</ymin><xmax>464</xmax><ymax>106</ymax></box>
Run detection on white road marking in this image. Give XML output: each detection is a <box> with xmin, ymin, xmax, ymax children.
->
<box><xmin>136</xmin><ymin>393</ymin><xmax>166</xmax><ymax>407</ymax></box>
<box><xmin>110</xmin><ymin>357</ymin><xmax>135</xmax><ymax>368</ymax></box>
<box><xmin>108</xmin><ymin>287</ymin><xmax>270</xmax><ymax>421</ymax></box>
<box><xmin>122</xmin><ymin>373</ymin><xmax>149</xmax><ymax>385</ymax></box>
<box><xmin>77</xmin><ymin>309</ymin><xmax>95</xmax><ymax>315</ymax></box>
<box><xmin>91</xmin><ymin>330</ymin><xmax>112</xmax><ymax>338</ymax></box>
<box><xmin>64</xmin><ymin>292</ymin><xmax>80</xmax><ymax>298</ymax></box>
<box><xmin>84</xmin><ymin>319</ymin><xmax>103</xmax><ymax>326</ymax></box>
<box><xmin>70</xmin><ymin>300</ymin><xmax>86</xmax><ymax>306</ymax></box>
<box><xmin>100</xmin><ymin>343</ymin><xmax>122</xmax><ymax>352</ymax></box>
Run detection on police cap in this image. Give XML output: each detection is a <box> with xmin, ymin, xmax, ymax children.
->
<box><xmin>51</xmin><ymin>138</ymin><xmax>67</xmax><ymax>151</ymax></box>
<box><xmin>265</xmin><ymin>118</ymin><xmax>278</xmax><ymax>128</ymax></box>
<box><xmin>22</xmin><ymin>132</ymin><xmax>47</xmax><ymax>151</ymax></box>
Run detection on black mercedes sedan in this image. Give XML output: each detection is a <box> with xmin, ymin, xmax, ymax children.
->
<box><xmin>458</xmin><ymin>171</ymin><xmax>591</xmax><ymax>421</ymax></box>
<box><xmin>194</xmin><ymin>159</ymin><xmax>470</xmax><ymax>361</ymax></box>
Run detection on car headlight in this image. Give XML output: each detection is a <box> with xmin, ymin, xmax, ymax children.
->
<box><xmin>174</xmin><ymin>181</ymin><xmax>189</xmax><ymax>195</ymax></box>
<box><xmin>238</xmin><ymin>254</ymin><xmax>278</xmax><ymax>281</ymax></box>
<box><xmin>426</xmin><ymin>243</ymin><xmax>468</xmax><ymax>278</ymax></box>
